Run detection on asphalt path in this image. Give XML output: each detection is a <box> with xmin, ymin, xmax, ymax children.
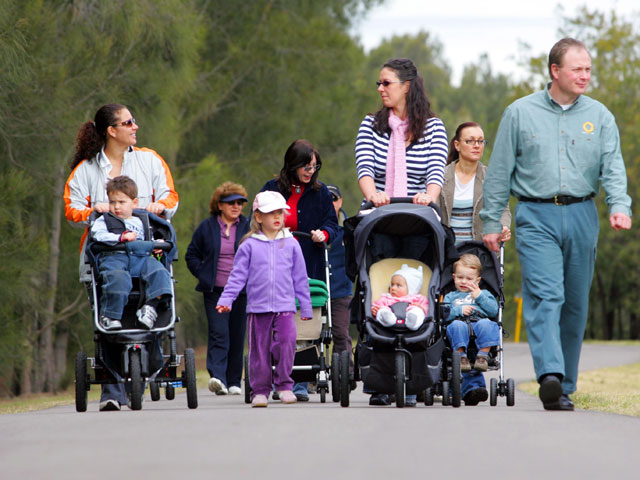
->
<box><xmin>1</xmin><ymin>342</ymin><xmax>638</xmax><ymax>480</ymax></box>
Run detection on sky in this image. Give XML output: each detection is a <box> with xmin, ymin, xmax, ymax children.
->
<box><xmin>352</xmin><ymin>0</ymin><xmax>639</xmax><ymax>85</ymax></box>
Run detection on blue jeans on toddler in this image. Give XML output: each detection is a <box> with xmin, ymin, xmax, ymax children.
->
<box><xmin>98</xmin><ymin>252</ymin><xmax>172</xmax><ymax>319</ymax></box>
<box><xmin>446</xmin><ymin>318</ymin><xmax>499</xmax><ymax>353</ymax></box>
<box><xmin>447</xmin><ymin>318</ymin><xmax>499</xmax><ymax>397</ymax></box>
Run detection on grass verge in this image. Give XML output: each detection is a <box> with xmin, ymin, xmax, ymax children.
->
<box><xmin>519</xmin><ymin>363</ymin><xmax>640</xmax><ymax>417</ymax></box>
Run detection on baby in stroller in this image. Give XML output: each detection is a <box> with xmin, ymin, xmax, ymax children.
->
<box><xmin>371</xmin><ymin>264</ymin><xmax>428</xmax><ymax>331</ymax></box>
<box><xmin>443</xmin><ymin>253</ymin><xmax>499</xmax><ymax>373</ymax></box>
<box><xmin>90</xmin><ymin>176</ymin><xmax>173</xmax><ymax>331</ymax></box>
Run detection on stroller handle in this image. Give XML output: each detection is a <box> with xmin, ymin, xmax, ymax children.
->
<box><xmin>90</xmin><ymin>240</ymin><xmax>173</xmax><ymax>254</ymax></box>
<box><xmin>360</xmin><ymin>197</ymin><xmax>442</xmax><ymax>217</ymax></box>
<box><xmin>291</xmin><ymin>230</ymin><xmax>327</xmax><ymax>249</ymax></box>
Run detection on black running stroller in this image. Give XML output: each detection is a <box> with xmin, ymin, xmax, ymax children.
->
<box><xmin>342</xmin><ymin>199</ymin><xmax>446</xmax><ymax>408</ymax></box>
<box><xmin>434</xmin><ymin>240</ymin><xmax>515</xmax><ymax>407</ymax></box>
<box><xmin>74</xmin><ymin>210</ymin><xmax>197</xmax><ymax>412</ymax></box>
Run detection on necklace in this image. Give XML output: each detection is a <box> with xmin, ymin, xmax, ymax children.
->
<box><xmin>292</xmin><ymin>184</ymin><xmax>302</xmax><ymax>194</ymax></box>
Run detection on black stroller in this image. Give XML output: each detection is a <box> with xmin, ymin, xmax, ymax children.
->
<box><xmin>342</xmin><ymin>199</ymin><xmax>446</xmax><ymax>408</ymax></box>
<box><xmin>434</xmin><ymin>240</ymin><xmax>515</xmax><ymax>407</ymax></box>
<box><xmin>74</xmin><ymin>210</ymin><xmax>197</xmax><ymax>412</ymax></box>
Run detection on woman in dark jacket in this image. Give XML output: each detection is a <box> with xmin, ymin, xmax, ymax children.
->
<box><xmin>185</xmin><ymin>181</ymin><xmax>250</xmax><ymax>396</ymax></box>
<box><xmin>260</xmin><ymin>139</ymin><xmax>338</xmax><ymax>400</ymax></box>
<box><xmin>260</xmin><ymin>139</ymin><xmax>338</xmax><ymax>281</ymax></box>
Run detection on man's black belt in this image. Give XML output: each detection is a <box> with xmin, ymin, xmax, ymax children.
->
<box><xmin>518</xmin><ymin>194</ymin><xmax>594</xmax><ymax>206</ymax></box>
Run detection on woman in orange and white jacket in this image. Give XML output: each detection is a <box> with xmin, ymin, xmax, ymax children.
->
<box><xmin>63</xmin><ymin>103</ymin><xmax>179</xmax><ymax>412</ymax></box>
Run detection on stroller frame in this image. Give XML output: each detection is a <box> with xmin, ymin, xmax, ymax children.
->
<box><xmin>429</xmin><ymin>241</ymin><xmax>515</xmax><ymax>407</ymax></box>
<box><xmin>75</xmin><ymin>212</ymin><xmax>197</xmax><ymax>412</ymax></box>
<box><xmin>343</xmin><ymin>199</ymin><xmax>447</xmax><ymax>408</ymax></box>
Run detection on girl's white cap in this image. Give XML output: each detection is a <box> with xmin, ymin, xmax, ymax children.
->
<box><xmin>253</xmin><ymin>191</ymin><xmax>290</xmax><ymax>213</ymax></box>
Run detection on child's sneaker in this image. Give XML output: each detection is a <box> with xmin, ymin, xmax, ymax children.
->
<box><xmin>460</xmin><ymin>355</ymin><xmax>472</xmax><ymax>372</ymax></box>
<box><xmin>277</xmin><ymin>390</ymin><xmax>297</xmax><ymax>404</ymax></box>
<box><xmin>136</xmin><ymin>305</ymin><xmax>157</xmax><ymax>329</ymax></box>
<box><xmin>251</xmin><ymin>394</ymin><xmax>268</xmax><ymax>407</ymax></box>
<box><xmin>473</xmin><ymin>355</ymin><xmax>488</xmax><ymax>372</ymax></box>
<box><xmin>100</xmin><ymin>316</ymin><xmax>122</xmax><ymax>331</ymax></box>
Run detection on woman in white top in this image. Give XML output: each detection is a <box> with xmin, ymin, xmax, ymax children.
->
<box><xmin>438</xmin><ymin>122</ymin><xmax>511</xmax><ymax>244</ymax></box>
<box><xmin>64</xmin><ymin>104</ymin><xmax>179</xmax><ymax>412</ymax></box>
<box><xmin>436</xmin><ymin>121</ymin><xmax>511</xmax><ymax>406</ymax></box>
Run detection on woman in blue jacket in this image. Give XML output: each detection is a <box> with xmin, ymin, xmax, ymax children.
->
<box><xmin>185</xmin><ymin>181</ymin><xmax>250</xmax><ymax>396</ymax></box>
<box><xmin>260</xmin><ymin>139</ymin><xmax>338</xmax><ymax>400</ymax></box>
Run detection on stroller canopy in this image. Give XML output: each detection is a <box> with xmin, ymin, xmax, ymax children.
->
<box><xmin>345</xmin><ymin>203</ymin><xmax>447</xmax><ymax>282</ymax></box>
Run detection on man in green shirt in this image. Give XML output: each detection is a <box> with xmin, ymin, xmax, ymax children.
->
<box><xmin>480</xmin><ymin>38</ymin><xmax>632</xmax><ymax>411</ymax></box>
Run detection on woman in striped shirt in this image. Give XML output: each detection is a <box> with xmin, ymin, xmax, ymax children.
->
<box><xmin>355</xmin><ymin>58</ymin><xmax>448</xmax><ymax>207</ymax></box>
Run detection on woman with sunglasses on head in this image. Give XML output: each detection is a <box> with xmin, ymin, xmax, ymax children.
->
<box><xmin>355</xmin><ymin>58</ymin><xmax>448</xmax><ymax>208</ymax></box>
<box><xmin>64</xmin><ymin>103</ymin><xmax>179</xmax><ymax>411</ymax></box>
<box><xmin>260</xmin><ymin>139</ymin><xmax>338</xmax><ymax>401</ymax></box>
<box><xmin>65</xmin><ymin>104</ymin><xmax>178</xmax><ymax>226</ymax></box>
<box><xmin>356</xmin><ymin>58</ymin><xmax>448</xmax><ymax>407</ymax></box>
<box><xmin>185</xmin><ymin>182</ymin><xmax>250</xmax><ymax>397</ymax></box>
<box><xmin>436</xmin><ymin>121</ymin><xmax>511</xmax><ymax>406</ymax></box>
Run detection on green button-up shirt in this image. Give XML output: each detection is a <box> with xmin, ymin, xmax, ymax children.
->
<box><xmin>480</xmin><ymin>84</ymin><xmax>632</xmax><ymax>234</ymax></box>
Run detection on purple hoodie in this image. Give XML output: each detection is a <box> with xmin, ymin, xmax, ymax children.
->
<box><xmin>217</xmin><ymin>229</ymin><xmax>313</xmax><ymax>318</ymax></box>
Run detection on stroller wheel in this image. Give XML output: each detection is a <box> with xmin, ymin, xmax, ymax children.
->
<box><xmin>331</xmin><ymin>352</ymin><xmax>341</xmax><ymax>403</ymax></box>
<box><xmin>450</xmin><ymin>351</ymin><xmax>461</xmax><ymax>408</ymax></box>
<box><xmin>129</xmin><ymin>350</ymin><xmax>144</xmax><ymax>410</ymax></box>
<box><xmin>490</xmin><ymin>378</ymin><xmax>498</xmax><ymax>406</ymax></box>
<box><xmin>442</xmin><ymin>381</ymin><xmax>450</xmax><ymax>406</ymax></box>
<box><xmin>506</xmin><ymin>378</ymin><xmax>515</xmax><ymax>407</ymax></box>
<box><xmin>339</xmin><ymin>350</ymin><xmax>350</xmax><ymax>407</ymax></box>
<box><xmin>424</xmin><ymin>387</ymin><xmax>434</xmax><ymax>406</ymax></box>
<box><xmin>75</xmin><ymin>352</ymin><xmax>88</xmax><ymax>413</ymax></box>
<box><xmin>165</xmin><ymin>383</ymin><xmax>175</xmax><ymax>400</ymax></box>
<box><xmin>149</xmin><ymin>382</ymin><xmax>160</xmax><ymax>401</ymax></box>
<box><xmin>394</xmin><ymin>352</ymin><xmax>406</xmax><ymax>408</ymax></box>
<box><xmin>183</xmin><ymin>348</ymin><xmax>198</xmax><ymax>409</ymax></box>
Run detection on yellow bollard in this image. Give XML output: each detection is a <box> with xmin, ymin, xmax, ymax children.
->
<box><xmin>513</xmin><ymin>295</ymin><xmax>523</xmax><ymax>342</ymax></box>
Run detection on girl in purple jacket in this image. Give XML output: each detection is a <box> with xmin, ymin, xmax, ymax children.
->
<box><xmin>217</xmin><ymin>191</ymin><xmax>312</xmax><ymax>407</ymax></box>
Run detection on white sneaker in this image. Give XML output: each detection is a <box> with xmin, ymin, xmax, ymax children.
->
<box><xmin>208</xmin><ymin>377</ymin><xmax>228</xmax><ymax>395</ymax></box>
<box><xmin>100</xmin><ymin>316</ymin><xmax>122</xmax><ymax>331</ymax></box>
<box><xmin>99</xmin><ymin>399</ymin><xmax>121</xmax><ymax>411</ymax></box>
<box><xmin>228</xmin><ymin>386</ymin><xmax>242</xmax><ymax>395</ymax></box>
<box><xmin>136</xmin><ymin>305</ymin><xmax>157</xmax><ymax>329</ymax></box>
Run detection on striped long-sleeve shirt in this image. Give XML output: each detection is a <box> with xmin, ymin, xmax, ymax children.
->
<box><xmin>355</xmin><ymin>115</ymin><xmax>448</xmax><ymax>195</ymax></box>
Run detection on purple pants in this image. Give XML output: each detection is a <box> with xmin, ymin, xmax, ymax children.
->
<box><xmin>248</xmin><ymin>312</ymin><xmax>297</xmax><ymax>397</ymax></box>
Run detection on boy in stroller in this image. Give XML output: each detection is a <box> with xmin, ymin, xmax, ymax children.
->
<box><xmin>90</xmin><ymin>176</ymin><xmax>173</xmax><ymax>331</ymax></box>
<box><xmin>443</xmin><ymin>254</ymin><xmax>499</xmax><ymax>373</ymax></box>
<box><xmin>371</xmin><ymin>264</ymin><xmax>428</xmax><ymax>331</ymax></box>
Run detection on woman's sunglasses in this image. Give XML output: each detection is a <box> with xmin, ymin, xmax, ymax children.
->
<box><xmin>222</xmin><ymin>200</ymin><xmax>246</xmax><ymax>206</ymax></box>
<box><xmin>112</xmin><ymin>118</ymin><xmax>136</xmax><ymax>128</ymax></box>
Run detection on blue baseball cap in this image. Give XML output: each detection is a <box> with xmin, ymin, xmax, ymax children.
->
<box><xmin>220</xmin><ymin>193</ymin><xmax>248</xmax><ymax>203</ymax></box>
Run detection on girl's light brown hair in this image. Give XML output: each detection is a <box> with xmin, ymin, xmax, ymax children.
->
<box><xmin>209</xmin><ymin>181</ymin><xmax>248</xmax><ymax>215</ymax></box>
